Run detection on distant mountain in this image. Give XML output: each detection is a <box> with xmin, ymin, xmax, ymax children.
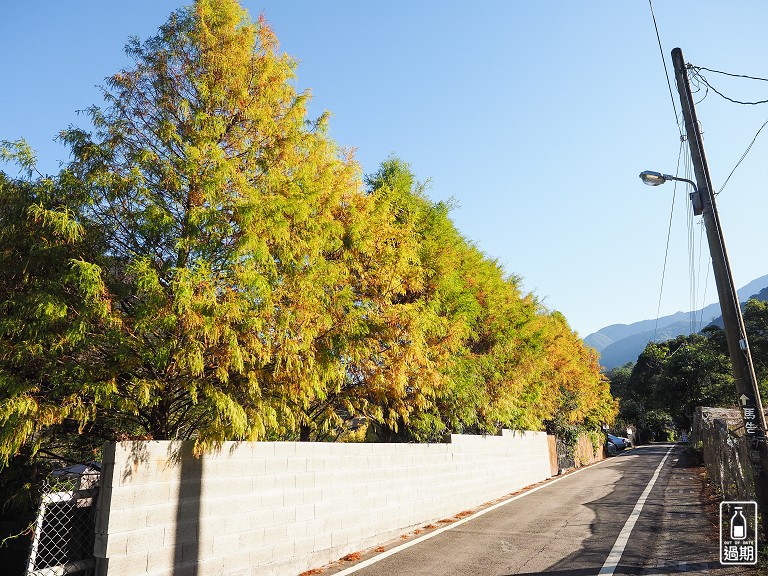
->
<box><xmin>709</xmin><ymin>285</ymin><xmax>768</xmax><ymax>329</ymax></box>
<box><xmin>585</xmin><ymin>274</ymin><xmax>768</xmax><ymax>370</ymax></box>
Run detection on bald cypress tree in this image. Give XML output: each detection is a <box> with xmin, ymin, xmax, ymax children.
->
<box><xmin>1</xmin><ymin>0</ymin><xmax>363</xmax><ymax>457</ymax></box>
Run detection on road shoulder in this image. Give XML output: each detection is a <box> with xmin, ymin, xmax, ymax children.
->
<box><xmin>624</xmin><ymin>444</ymin><xmax>760</xmax><ymax>575</ymax></box>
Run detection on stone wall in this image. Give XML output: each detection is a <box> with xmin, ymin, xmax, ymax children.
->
<box><xmin>691</xmin><ymin>406</ymin><xmax>756</xmax><ymax>501</ymax></box>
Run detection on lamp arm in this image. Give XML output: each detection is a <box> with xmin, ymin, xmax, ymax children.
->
<box><xmin>663</xmin><ymin>174</ymin><xmax>698</xmax><ymax>194</ymax></box>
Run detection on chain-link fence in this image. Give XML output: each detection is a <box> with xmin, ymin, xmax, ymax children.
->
<box><xmin>691</xmin><ymin>407</ymin><xmax>755</xmax><ymax>502</ymax></box>
<box><xmin>25</xmin><ymin>465</ymin><xmax>100</xmax><ymax>576</ymax></box>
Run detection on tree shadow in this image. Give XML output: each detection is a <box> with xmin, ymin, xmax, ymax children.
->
<box><xmin>501</xmin><ymin>562</ymin><xmax>732</xmax><ymax>575</ymax></box>
<box><xmin>500</xmin><ymin>444</ymin><xmax>729</xmax><ymax>576</ymax></box>
<box><xmin>505</xmin><ymin>445</ymin><xmax>665</xmax><ymax>575</ymax></box>
<box><xmin>170</xmin><ymin>442</ymin><xmax>202</xmax><ymax>576</ymax></box>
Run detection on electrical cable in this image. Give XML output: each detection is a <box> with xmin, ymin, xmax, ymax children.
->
<box><xmin>685</xmin><ymin>62</ymin><xmax>768</xmax><ymax>195</ymax></box>
<box><xmin>698</xmin><ymin>240</ymin><xmax>711</xmax><ymax>331</ymax></box>
<box><xmin>679</xmin><ymin>63</ymin><xmax>747</xmax><ymax>349</ymax></box>
<box><xmin>716</xmin><ymin>117</ymin><xmax>768</xmax><ymax>196</ymax></box>
<box><xmin>695</xmin><ymin>220</ymin><xmax>705</xmax><ymax>331</ymax></box>
<box><xmin>653</xmin><ymin>140</ymin><xmax>685</xmax><ymax>343</ymax></box>
<box><xmin>688</xmin><ymin>66</ymin><xmax>768</xmax><ymax>106</ymax></box>
<box><xmin>694</xmin><ymin>84</ymin><xmax>709</xmax><ymax>106</ymax></box>
<box><xmin>648</xmin><ymin>0</ymin><xmax>683</xmax><ymax>137</ymax></box>
<box><xmin>685</xmin><ymin>151</ymin><xmax>697</xmax><ymax>334</ymax></box>
<box><xmin>688</xmin><ymin>71</ymin><xmax>709</xmax><ymax>105</ymax></box>
<box><xmin>691</xmin><ymin>66</ymin><xmax>768</xmax><ymax>83</ymax></box>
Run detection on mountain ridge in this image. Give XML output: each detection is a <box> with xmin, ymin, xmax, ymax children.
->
<box><xmin>585</xmin><ymin>274</ymin><xmax>768</xmax><ymax>369</ymax></box>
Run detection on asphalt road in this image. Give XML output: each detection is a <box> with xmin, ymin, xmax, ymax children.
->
<box><xmin>330</xmin><ymin>444</ymin><xmax>757</xmax><ymax>576</ymax></box>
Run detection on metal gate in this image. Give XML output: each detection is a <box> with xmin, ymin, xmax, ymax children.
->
<box><xmin>555</xmin><ymin>436</ymin><xmax>575</xmax><ymax>473</ymax></box>
<box><xmin>26</xmin><ymin>465</ymin><xmax>100</xmax><ymax>576</ymax></box>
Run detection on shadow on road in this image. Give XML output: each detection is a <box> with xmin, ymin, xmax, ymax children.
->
<box><xmin>502</xmin><ymin>561</ymin><xmax>734</xmax><ymax>575</ymax></box>
<box><xmin>525</xmin><ymin>444</ymin><xmax>674</xmax><ymax>575</ymax></box>
<box><xmin>503</xmin><ymin>443</ymin><xmax>755</xmax><ymax>576</ymax></box>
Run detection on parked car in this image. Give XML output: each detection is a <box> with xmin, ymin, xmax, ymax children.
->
<box><xmin>606</xmin><ymin>433</ymin><xmax>630</xmax><ymax>451</ymax></box>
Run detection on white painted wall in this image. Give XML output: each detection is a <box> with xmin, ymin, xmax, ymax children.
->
<box><xmin>94</xmin><ymin>430</ymin><xmax>551</xmax><ymax>576</ymax></box>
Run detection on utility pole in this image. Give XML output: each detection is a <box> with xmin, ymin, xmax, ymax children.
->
<box><xmin>672</xmin><ymin>47</ymin><xmax>768</xmax><ymax>529</ymax></box>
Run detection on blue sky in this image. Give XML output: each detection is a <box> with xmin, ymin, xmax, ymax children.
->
<box><xmin>2</xmin><ymin>1</ymin><xmax>768</xmax><ymax>337</ymax></box>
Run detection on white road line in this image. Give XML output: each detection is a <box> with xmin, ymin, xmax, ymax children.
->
<box><xmin>597</xmin><ymin>445</ymin><xmax>675</xmax><ymax>575</ymax></box>
<box><xmin>331</xmin><ymin>450</ymin><xmax>631</xmax><ymax>576</ymax></box>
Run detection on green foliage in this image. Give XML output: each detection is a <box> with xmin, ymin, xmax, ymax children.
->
<box><xmin>0</xmin><ymin>139</ymin><xmax>38</xmax><ymax>178</ymax></box>
<box><xmin>587</xmin><ymin>428</ymin><xmax>602</xmax><ymax>455</ymax></box>
<box><xmin>0</xmin><ymin>0</ymin><xmax>617</xmax><ymax>468</ymax></box>
<box><xmin>607</xmin><ymin>314</ymin><xmax>761</xmax><ymax>441</ymax></box>
<box><xmin>743</xmin><ymin>299</ymin><xmax>768</xmax><ymax>398</ymax></box>
<box><xmin>0</xmin><ymin>170</ymin><xmax>114</xmax><ymax>466</ymax></box>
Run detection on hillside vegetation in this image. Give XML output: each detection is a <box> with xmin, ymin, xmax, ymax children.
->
<box><xmin>608</xmin><ymin>298</ymin><xmax>768</xmax><ymax>441</ymax></box>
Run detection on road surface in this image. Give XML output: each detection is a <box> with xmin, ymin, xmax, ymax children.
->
<box><xmin>327</xmin><ymin>443</ymin><xmax>756</xmax><ymax>576</ymax></box>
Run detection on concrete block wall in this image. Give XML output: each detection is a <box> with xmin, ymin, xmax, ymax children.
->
<box><xmin>95</xmin><ymin>430</ymin><xmax>551</xmax><ymax>576</ymax></box>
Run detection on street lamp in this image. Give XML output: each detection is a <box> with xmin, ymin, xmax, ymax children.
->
<box><xmin>639</xmin><ymin>170</ymin><xmax>703</xmax><ymax>215</ymax></box>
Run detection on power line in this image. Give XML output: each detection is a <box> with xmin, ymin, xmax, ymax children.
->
<box><xmin>685</xmin><ymin>149</ymin><xmax>697</xmax><ymax>335</ymax></box>
<box><xmin>653</xmin><ymin>140</ymin><xmax>685</xmax><ymax>342</ymax></box>
<box><xmin>647</xmin><ymin>0</ymin><xmax>682</xmax><ymax>136</ymax></box>
<box><xmin>688</xmin><ymin>66</ymin><xmax>768</xmax><ymax>106</ymax></box>
<box><xmin>695</xmin><ymin>219</ymin><xmax>704</xmax><ymax>331</ymax></box>
<box><xmin>681</xmin><ymin>63</ymin><xmax>768</xmax><ymax>196</ymax></box>
<box><xmin>691</xmin><ymin>65</ymin><xmax>768</xmax><ymax>83</ymax></box>
<box><xmin>698</xmin><ymin>238</ymin><xmax>711</xmax><ymax>332</ymax></box>
<box><xmin>689</xmin><ymin>73</ymin><xmax>709</xmax><ymax>105</ymax></box>
<box><xmin>716</xmin><ymin>117</ymin><xmax>768</xmax><ymax>196</ymax></box>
